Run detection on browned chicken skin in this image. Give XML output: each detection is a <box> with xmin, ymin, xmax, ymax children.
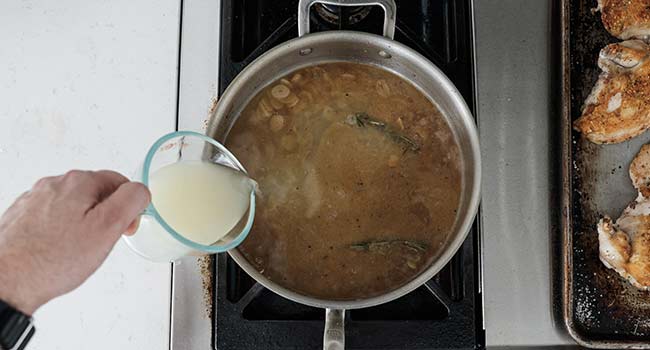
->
<box><xmin>599</xmin><ymin>144</ymin><xmax>650</xmax><ymax>289</ymax></box>
<box><xmin>597</xmin><ymin>0</ymin><xmax>650</xmax><ymax>40</ymax></box>
<box><xmin>630</xmin><ymin>142</ymin><xmax>650</xmax><ymax>197</ymax></box>
<box><xmin>574</xmin><ymin>40</ymin><xmax>650</xmax><ymax>144</ymax></box>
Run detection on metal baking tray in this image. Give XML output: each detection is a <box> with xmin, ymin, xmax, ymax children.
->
<box><xmin>561</xmin><ymin>0</ymin><xmax>650</xmax><ymax>348</ymax></box>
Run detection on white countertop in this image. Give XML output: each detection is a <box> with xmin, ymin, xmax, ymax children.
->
<box><xmin>0</xmin><ymin>1</ymin><xmax>180</xmax><ymax>348</ymax></box>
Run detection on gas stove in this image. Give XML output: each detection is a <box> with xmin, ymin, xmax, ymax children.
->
<box><xmin>171</xmin><ymin>0</ymin><xmax>574</xmax><ymax>348</ymax></box>
<box><xmin>214</xmin><ymin>1</ymin><xmax>482</xmax><ymax>349</ymax></box>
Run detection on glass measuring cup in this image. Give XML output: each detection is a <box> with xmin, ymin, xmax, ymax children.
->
<box><xmin>123</xmin><ymin>131</ymin><xmax>256</xmax><ymax>262</ymax></box>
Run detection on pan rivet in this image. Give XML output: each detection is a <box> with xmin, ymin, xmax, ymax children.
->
<box><xmin>299</xmin><ymin>48</ymin><xmax>313</xmax><ymax>56</ymax></box>
<box><xmin>378</xmin><ymin>50</ymin><xmax>391</xmax><ymax>59</ymax></box>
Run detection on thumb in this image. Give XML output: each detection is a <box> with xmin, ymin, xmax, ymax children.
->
<box><xmin>90</xmin><ymin>182</ymin><xmax>151</xmax><ymax>238</ymax></box>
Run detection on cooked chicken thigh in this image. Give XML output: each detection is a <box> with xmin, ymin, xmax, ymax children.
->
<box><xmin>630</xmin><ymin>142</ymin><xmax>650</xmax><ymax>197</ymax></box>
<box><xmin>574</xmin><ymin>40</ymin><xmax>650</xmax><ymax>144</ymax></box>
<box><xmin>597</xmin><ymin>0</ymin><xmax>650</xmax><ymax>40</ymax></box>
<box><xmin>598</xmin><ymin>144</ymin><xmax>650</xmax><ymax>289</ymax></box>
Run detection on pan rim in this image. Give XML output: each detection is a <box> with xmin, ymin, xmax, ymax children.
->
<box><xmin>209</xmin><ymin>30</ymin><xmax>482</xmax><ymax>310</ymax></box>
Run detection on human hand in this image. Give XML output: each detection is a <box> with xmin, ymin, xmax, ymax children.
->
<box><xmin>0</xmin><ymin>170</ymin><xmax>150</xmax><ymax>315</ymax></box>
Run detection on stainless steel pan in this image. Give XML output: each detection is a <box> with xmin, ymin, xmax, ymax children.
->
<box><xmin>207</xmin><ymin>0</ymin><xmax>481</xmax><ymax>348</ymax></box>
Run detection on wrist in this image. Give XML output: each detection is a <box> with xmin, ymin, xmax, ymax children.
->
<box><xmin>0</xmin><ymin>286</ymin><xmax>39</xmax><ymax>316</ymax></box>
<box><xmin>0</xmin><ymin>255</ymin><xmax>42</xmax><ymax>315</ymax></box>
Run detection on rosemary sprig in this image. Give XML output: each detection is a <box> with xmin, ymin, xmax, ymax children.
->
<box><xmin>348</xmin><ymin>239</ymin><xmax>429</xmax><ymax>254</ymax></box>
<box><xmin>345</xmin><ymin>112</ymin><xmax>420</xmax><ymax>152</ymax></box>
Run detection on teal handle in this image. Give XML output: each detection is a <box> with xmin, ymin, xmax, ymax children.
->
<box><xmin>142</xmin><ymin>204</ymin><xmax>156</xmax><ymax>217</ymax></box>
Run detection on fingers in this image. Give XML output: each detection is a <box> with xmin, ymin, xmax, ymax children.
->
<box><xmin>31</xmin><ymin>169</ymin><xmax>150</xmax><ymax>239</ymax></box>
<box><xmin>32</xmin><ymin>175</ymin><xmax>61</xmax><ymax>190</ymax></box>
<box><xmin>54</xmin><ymin>170</ymin><xmax>130</xmax><ymax>206</ymax></box>
<box><xmin>89</xmin><ymin>182</ymin><xmax>151</xmax><ymax>239</ymax></box>
<box><xmin>124</xmin><ymin>217</ymin><xmax>141</xmax><ymax>236</ymax></box>
<box><xmin>93</xmin><ymin>170</ymin><xmax>129</xmax><ymax>186</ymax></box>
<box><xmin>90</xmin><ymin>170</ymin><xmax>130</xmax><ymax>201</ymax></box>
<box><xmin>65</xmin><ymin>170</ymin><xmax>128</xmax><ymax>194</ymax></box>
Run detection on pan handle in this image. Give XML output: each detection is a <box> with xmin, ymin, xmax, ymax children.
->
<box><xmin>298</xmin><ymin>0</ymin><xmax>396</xmax><ymax>39</ymax></box>
<box><xmin>323</xmin><ymin>308</ymin><xmax>345</xmax><ymax>350</ymax></box>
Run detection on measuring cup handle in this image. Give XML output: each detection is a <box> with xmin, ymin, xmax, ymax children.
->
<box><xmin>323</xmin><ymin>308</ymin><xmax>345</xmax><ymax>350</ymax></box>
<box><xmin>142</xmin><ymin>204</ymin><xmax>156</xmax><ymax>217</ymax></box>
<box><xmin>298</xmin><ymin>0</ymin><xmax>397</xmax><ymax>39</ymax></box>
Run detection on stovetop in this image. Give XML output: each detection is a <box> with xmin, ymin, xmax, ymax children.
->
<box><xmin>171</xmin><ymin>0</ymin><xmax>577</xmax><ymax>348</ymax></box>
<box><xmin>218</xmin><ymin>0</ymin><xmax>474</xmax><ymax>101</ymax></box>
<box><xmin>213</xmin><ymin>1</ymin><xmax>484</xmax><ymax>349</ymax></box>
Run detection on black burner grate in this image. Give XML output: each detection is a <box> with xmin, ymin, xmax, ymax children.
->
<box><xmin>215</xmin><ymin>1</ymin><xmax>483</xmax><ymax>349</ymax></box>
